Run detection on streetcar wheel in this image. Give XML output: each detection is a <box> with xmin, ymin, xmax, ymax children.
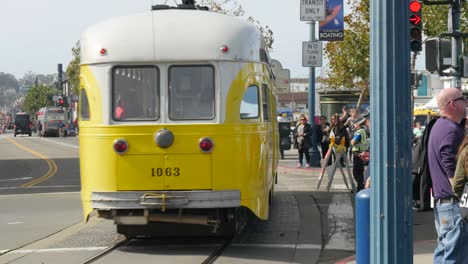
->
<box><xmin>116</xmin><ymin>224</ymin><xmax>138</xmax><ymax>239</ymax></box>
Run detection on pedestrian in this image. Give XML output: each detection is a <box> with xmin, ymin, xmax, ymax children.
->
<box><xmin>319</xmin><ymin>116</ymin><xmax>331</xmax><ymax>165</ymax></box>
<box><xmin>428</xmin><ymin>88</ymin><xmax>466</xmax><ymax>263</ymax></box>
<box><xmin>293</xmin><ymin>114</ymin><xmax>312</xmax><ymax>168</ymax></box>
<box><xmin>351</xmin><ymin>117</ymin><xmax>369</xmax><ymax>192</ymax></box>
<box><xmin>37</xmin><ymin>120</ymin><xmax>42</xmax><ymax>137</ymax></box>
<box><xmin>344</xmin><ymin>109</ymin><xmax>360</xmax><ymax>161</ymax></box>
<box><xmin>330</xmin><ymin>113</ymin><xmax>350</xmax><ymax>165</ymax></box>
<box><xmin>413</xmin><ymin>121</ymin><xmax>424</xmax><ymax>139</ymax></box>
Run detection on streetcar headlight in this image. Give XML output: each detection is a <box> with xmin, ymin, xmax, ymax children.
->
<box><xmin>199</xmin><ymin>137</ymin><xmax>214</xmax><ymax>153</ymax></box>
<box><xmin>113</xmin><ymin>139</ymin><xmax>129</xmax><ymax>155</ymax></box>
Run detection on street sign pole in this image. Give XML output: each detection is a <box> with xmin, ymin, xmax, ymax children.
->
<box><xmin>308</xmin><ymin>21</ymin><xmax>321</xmax><ymax>168</ymax></box>
<box><xmin>300</xmin><ymin>0</ymin><xmax>325</xmax><ymax>168</ymax></box>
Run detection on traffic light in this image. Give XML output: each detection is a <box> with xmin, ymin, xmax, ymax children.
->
<box><xmin>409</xmin><ymin>1</ymin><xmax>423</xmax><ymax>52</ymax></box>
<box><xmin>57</xmin><ymin>97</ymin><xmax>64</xmax><ymax>106</ymax></box>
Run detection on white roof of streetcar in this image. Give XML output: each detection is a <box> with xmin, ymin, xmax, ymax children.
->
<box><xmin>81</xmin><ymin>9</ymin><xmax>268</xmax><ymax>65</ymax></box>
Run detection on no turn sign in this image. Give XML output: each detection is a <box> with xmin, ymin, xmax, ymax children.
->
<box><xmin>302</xmin><ymin>41</ymin><xmax>323</xmax><ymax>67</ymax></box>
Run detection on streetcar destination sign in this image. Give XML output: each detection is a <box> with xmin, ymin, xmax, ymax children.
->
<box><xmin>300</xmin><ymin>0</ymin><xmax>325</xmax><ymax>21</ymax></box>
<box><xmin>302</xmin><ymin>41</ymin><xmax>323</xmax><ymax>67</ymax></box>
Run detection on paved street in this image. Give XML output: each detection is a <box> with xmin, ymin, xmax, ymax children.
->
<box><xmin>0</xmin><ymin>134</ymin><xmax>437</xmax><ymax>263</ymax></box>
<box><xmin>0</xmin><ymin>134</ymin><xmax>358</xmax><ymax>263</ymax></box>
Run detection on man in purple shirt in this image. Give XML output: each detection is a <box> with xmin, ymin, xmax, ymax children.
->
<box><xmin>428</xmin><ymin>87</ymin><xmax>466</xmax><ymax>263</ymax></box>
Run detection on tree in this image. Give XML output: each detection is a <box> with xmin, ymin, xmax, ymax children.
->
<box><xmin>423</xmin><ymin>3</ymin><xmax>468</xmax><ymax>52</ymax></box>
<box><xmin>323</xmin><ymin>0</ymin><xmax>370</xmax><ymax>112</ymax></box>
<box><xmin>0</xmin><ymin>72</ymin><xmax>19</xmax><ymax>93</ymax></box>
<box><xmin>23</xmin><ymin>85</ymin><xmax>56</xmax><ymax>117</ymax></box>
<box><xmin>18</xmin><ymin>71</ymin><xmax>37</xmax><ymax>89</ymax></box>
<box><xmin>66</xmin><ymin>41</ymin><xmax>80</xmax><ymax>95</ymax></box>
<box><xmin>423</xmin><ymin>4</ymin><xmax>468</xmax><ymax>41</ymax></box>
<box><xmin>199</xmin><ymin>0</ymin><xmax>274</xmax><ymax>48</ymax></box>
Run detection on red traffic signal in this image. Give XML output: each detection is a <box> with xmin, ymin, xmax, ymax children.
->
<box><xmin>409</xmin><ymin>1</ymin><xmax>422</xmax><ymax>12</ymax></box>
<box><xmin>410</xmin><ymin>14</ymin><xmax>421</xmax><ymax>25</ymax></box>
<box><xmin>409</xmin><ymin>1</ymin><xmax>423</xmax><ymax>52</ymax></box>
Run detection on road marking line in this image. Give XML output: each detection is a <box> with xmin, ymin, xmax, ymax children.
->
<box><xmin>5</xmin><ymin>137</ymin><xmax>58</xmax><ymax>188</ymax></box>
<box><xmin>7</xmin><ymin>222</ymin><xmax>24</xmax><ymax>225</ymax></box>
<box><xmin>39</xmin><ymin>137</ymin><xmax>79</xmax><ymax>149</ymax></box>
<box><xmin>0</xmin><ymin>185</ymin><xmax>79</xmax><ymax>191</ymax></box>
<box><xmin>0</xmin><ymin>247</ymin><xmax>108</xmax><ymax>254</ymax></box>
<box><xmin>0</xmin><ymin>177</ymin><xmax>33</xmax><ymax>182</ymax></box>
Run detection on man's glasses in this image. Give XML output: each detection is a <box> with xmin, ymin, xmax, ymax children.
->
<box><xmin>448</xmin><ymin>95</ymin><xmax>466</xmax><ymax>105</ymax></box>
<box><xmin>300</xmin><ymin>119</ymin><xmax>306</xmax><ymax>121</ymax></box>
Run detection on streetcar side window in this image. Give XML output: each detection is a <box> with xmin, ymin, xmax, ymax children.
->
<box><xmin>240</xmin><ymin>85</ymin><xmax>259</xmax><ymax>119</ymax></box>
<box><xmin>112</xmin><ymin>66</ymin><xmax>159</xmax><ymax>121</ymax></box>
<box><xmin>168</xmin><ymin>66</ymin><xmax>215</xmax><ymax>120</ymax></box>
<box><xmin>261</xmin><ymin>84</ymin><xmax>270</xmax><ymax>121</ymax></box>
<box><xmin>80</xmin><ymin>88</ymin><xmax>90</xmax><ymax>121</ymax></box>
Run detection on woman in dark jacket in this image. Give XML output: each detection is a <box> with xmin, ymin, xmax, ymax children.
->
<box><xmin>293</xmin><ymin>114</ymin><xmax>313</xmax><ymax>168</ymax></box>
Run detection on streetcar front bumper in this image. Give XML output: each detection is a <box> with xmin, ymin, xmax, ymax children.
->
<box><xmin>91</xmin><ymin>191</ymin><xmax>241</xmax><ymax>226</ymax></box>
<box><xmin>91</xmin><ymin>190</ymin><xmax>241</xmax><ymax>210</ymax></box>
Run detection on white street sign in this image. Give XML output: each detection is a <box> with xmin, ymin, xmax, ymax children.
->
<box><xmin>300</xmin><ymin>0</ymin><xmax>326</xmax><ymax>21</ymax></box>
<box><xmin>302</xmin><ymin>41</ymin><xmax>323</xmax><ymax>67</ymax></box>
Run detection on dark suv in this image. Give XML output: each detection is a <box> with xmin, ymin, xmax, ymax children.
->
<box><xmin>14</xmin><ymin>113</ymin><xmax>32</xmax><ymax>137</ymax></box>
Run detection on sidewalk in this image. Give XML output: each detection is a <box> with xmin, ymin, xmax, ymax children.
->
<box><xmin>279</xmin><ymin>148</ymin><xmax>437</xmax><ymax>263</ymax></box>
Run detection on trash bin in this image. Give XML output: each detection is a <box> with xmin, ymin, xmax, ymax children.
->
<box><xmin>278</xmin><ymin>122</ymin><xmax>291</xmax><ymax>159</ymax></box>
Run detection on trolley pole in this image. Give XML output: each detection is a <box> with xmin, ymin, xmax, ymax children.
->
<box><xmin>370</xmin><ymin>0</ymin><xmax>413</xmax><ymax>263</ymax></box>
<box><xmin>308</xmin><ymin>20</ymin><xmax>322</xmax><ymax>168</ymax></box>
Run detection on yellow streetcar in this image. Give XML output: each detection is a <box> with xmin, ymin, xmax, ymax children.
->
<box><xmin>79</xmin><ymin>2</ymin><xmax>279</xmax><ymax>236</ymax></box>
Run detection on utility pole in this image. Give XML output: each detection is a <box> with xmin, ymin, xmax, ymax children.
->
<box><xmin>370</xmin><ymin>0</ymin><xmax>413</xmax><ymax>262</ymax></box>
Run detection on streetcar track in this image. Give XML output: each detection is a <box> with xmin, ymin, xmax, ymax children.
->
<box><xmin>81</xmin><ymin>237</ymin><xmax>129</xmax><ymax>264</ymax></box>
<box><xmin>80</xmin><ymin>236</ymin><xmax>234</xmax><ymax>264</ymax></box>
<box><xmin>201</xmin><ymin>237</ymin><xmax>233</xmax><ymax>264</ymax></box>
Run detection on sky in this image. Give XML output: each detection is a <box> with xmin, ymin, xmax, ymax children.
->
<box><xmin>0</xmin><ymin>0</ymin><xmax>424</xmax><ymax>80</ymax></box>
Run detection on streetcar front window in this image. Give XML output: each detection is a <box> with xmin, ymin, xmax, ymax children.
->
<box><xmin>169</xmin><ymin>65</ymin><xmax>215</xmax><ymax>120</ymax></box>
<box><xmin>112</xmin><ymin>66</ymin><xmax>159</xmax><ymax>121</ymax></box>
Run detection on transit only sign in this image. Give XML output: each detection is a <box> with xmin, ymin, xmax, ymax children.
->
<box><xmin>300</xmin><ymin>0</ymin><xmax>326</xmax><ymax>21</ymax></box>
<box><xmin>302</xmin><ymin>41</ymin><xmax>323</xmax><ymax>67</ymax></box>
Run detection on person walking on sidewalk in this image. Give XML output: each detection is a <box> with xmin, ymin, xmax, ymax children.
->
<box><xmin>293</xmin><ymin>114</ymin><xmax>312</xmax><ymax>168</ymax></box>
<box><xmin>428</xmin><ymin>88</ymin><xmax>466</xmax><ymax>263</ymax></box>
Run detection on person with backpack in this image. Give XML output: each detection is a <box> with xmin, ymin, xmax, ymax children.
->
<box><xmin>428</xmin><ymin>88</ymin><xmax>466</xmax><ymax>263</ymax></box>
